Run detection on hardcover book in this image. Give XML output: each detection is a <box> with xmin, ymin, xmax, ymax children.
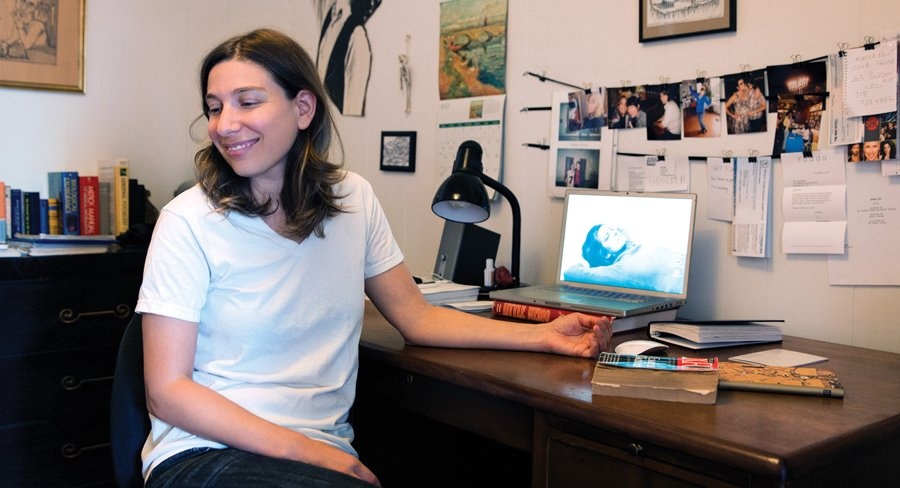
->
<box><xmin>717</xmin><ymin>361</ymin><xmax>845</xmax><ymax>398</ymax></box>
<box><xmin>649</xmin><ymin>320</ymin><xmax>783</xmax><ymax>349</ymax></box>
<box><xmin>79</xmin><ymin>176</ymin><xmax>101</xmax><ymax>236</ymax></box>
<box><xmin>48</xmin><ymin>171</ymin><xmax>80</xmax><ymax>235</ymax></box>
<box><xmin>23</xmin><ymin>191</ymin><xmax>41</xmax><ymax>235</ymax></box>
<box><xmin>98</xmin><ymin>159</ymin><xmax>129</xmax><ymax>235</ymax></box>
<box><xmin>492</xmin><ymin>299</ymin><xmax>676</xmax><ymax>334</ymax></box>
<box><xmin>10</xmin><ymin>188</ymin><xmax>23</xmax><ymax>236</ymax></box>
<box><xmin>591</xmin><ymin>352</ymin><xmax>720</xmax><ymax>404</ymax></box>
<box><xmin>47</xmin><ymin>198</ymin><xmax>60</xmax><ymax>235</ymax></box>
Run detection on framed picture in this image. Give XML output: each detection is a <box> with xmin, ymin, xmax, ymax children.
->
<box><xmin>0</xmin><ymin>0</ymin><xmax>86</xmax><ymax>92</ymax></box>
<box><xmin>380</xmin><ymin>131</ymin><xmax>417</xmax><ymax>172</ymax></box>
<box><xmin>639</xmin><ymin>0</ymin><xmax>736</xmax><ymax>43</ymax></box>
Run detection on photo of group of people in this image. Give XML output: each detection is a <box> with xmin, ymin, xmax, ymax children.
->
<box><xmin>846</xmin><ymin>114</ymin><xmax>898</xmax><ymax>162</ymax></box>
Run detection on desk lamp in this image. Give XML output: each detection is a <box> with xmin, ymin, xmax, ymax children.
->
<box><xmin>432</xmin><ymin>140</ymin><xmax>520</xmax><ymax>288</ymax></box>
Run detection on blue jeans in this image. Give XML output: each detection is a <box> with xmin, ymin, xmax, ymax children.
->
<box><xmin>146</xmin><ymin>447</ymin><xmax>376</xmax><ymax>487</ymax></box>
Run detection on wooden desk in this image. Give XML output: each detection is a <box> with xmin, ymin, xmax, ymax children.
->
<box><xmin>353</xmin><ymin>303</ymin><xmax>900</xmax><ymax>487</ymax></box>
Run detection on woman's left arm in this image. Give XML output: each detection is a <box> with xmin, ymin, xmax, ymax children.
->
<box><xmin>365</xmin><ymin>262</ymin><xmax>612</xmax><ymax>358</ymax></box>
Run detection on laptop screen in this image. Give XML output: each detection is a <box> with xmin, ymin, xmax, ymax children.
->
<box><xmin>556</xmin><ymin>190</ymin><xmax>697</xmax><ymax>297</ymax></box>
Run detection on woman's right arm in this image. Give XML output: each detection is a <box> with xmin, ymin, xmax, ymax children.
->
<box><xmin>142</xmin><ymin>312</ymin><xmax>380</xmax><ymax>485</ymax></box>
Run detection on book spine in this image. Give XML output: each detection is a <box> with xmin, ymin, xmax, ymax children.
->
<box><xmin>47</xmin><ymin>198</ymin><xmax>60</xmax><ymax>235</ymax></box>
<box><xmin>39</xmin><ymin>199</ymin><xmax>49</xmax><ymax>234</ymax></box>
<box><xmin>114</xmin><ymin>165</ymin><xmax>129</xmax><ymax>234</ymax></box>
<box><xmin>98</xmin><ymin>181</ymin><xmax>111</xmax><ymax>235</ymax></box>
<box><xmin>24</xmin><ymin>191</ymin><xmax>41</xmax><ymax>235</ymax></box>
<box><xmin>48</xmin><ymin>171</ymin><xmax>80</xmax><ymax>235</ymax></box>
<box><xmin>79</xmin><ymin>176</ymin><xmax>101</xmax><ymax>236</ymax></box>
<box><xmin>10</xmin><ymin>189</ymin><xmax>23</xmax><ymax>236</ymax></box>
<box><xmin>718</xmin><ymin>381</ymin><xmax>845</xmax><ymax>398</ymax></box>
<box><xmin>0</xmin><ymin>181</ymin><xmax>6</xmax><ymax>243</ymax></box>
<box><xmin>492</xmin><ymin>300</ymin><xmax>611</xmax><ymax>323</ymax></box>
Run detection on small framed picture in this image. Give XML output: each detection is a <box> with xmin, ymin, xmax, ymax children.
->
<box><xmin>639</xmin><ymin>0</ymin><xmax>736</xmax><ymax>43</ymax></box>
<box><xmin>380</xmin><ymin>131</ymin><xmax>417</xmax><ymax>172</ymax></box>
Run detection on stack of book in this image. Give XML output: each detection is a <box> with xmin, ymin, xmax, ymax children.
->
<box><xmin>418</xmin><ymin>281</ymin><xmax>480</xmax><ymax>306</ymax></box>
<box><xmin>492</xmin><ymin>299</ymin><xmax>676</xmax><ymax>334</ymax></box>
<box><xmin>10</xmin><ymin>233</ymin><xmax>116</xmax><ymax>256</ymax></box>
<box><xmin>718</xmin><ymin>362</ymin><xmax>845</xmax><ymax>398</ymax></box>
<box><xmin>591</xmin><ymin>352</ymin><xmax>720</xmax><ymax>404</ymax></box>
<box><xmin>648</xmin><ymin>320</ymin><xmax>784</xmax><ymax>349</ymax></box>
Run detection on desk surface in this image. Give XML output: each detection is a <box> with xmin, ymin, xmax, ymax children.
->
<box><xmin>359</xmin><ymin>302</ymin><xmax>900</xmax><ymax>484</ymax></box>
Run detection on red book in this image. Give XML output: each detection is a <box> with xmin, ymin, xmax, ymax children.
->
<box><xmin>492</xmin><ymin>299</ymin><xmax>610</xmax><ymax>322</ymax></box>
<box><xmin>79</xmin><ymin>176</ymin><xmax>101</xmax><ymax>235</ymax></box>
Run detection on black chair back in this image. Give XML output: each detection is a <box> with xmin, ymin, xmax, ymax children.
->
<box><xmin>110</xmin><ymin>314</ymin><xmax>150</xmax><ymax>488</ymax></box>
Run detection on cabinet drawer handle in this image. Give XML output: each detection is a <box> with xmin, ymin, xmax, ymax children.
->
<box><xmin>61</xmin><ymin>441</ymin><xmax>110</xmax><ymax>459</ymax></box>
<box><xmin>59</xmin><ymin>304</ymin><xmax>131</xmax><ymax>324</ymax></box>
<box><xmin>627</xmin><ymin>442</ymin><xmax>643</xmax><ymax>456</ymax></box>
<box><xmin>61</xmin><ymin>374</ymin><xmax>114</xmax><ymax>391</ymax></box>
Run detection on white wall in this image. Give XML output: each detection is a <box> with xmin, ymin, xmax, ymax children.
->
<box><xmin>1</xmin><ymin>0</ymin><xmax>898</xmax><ymax>353</ymax></box>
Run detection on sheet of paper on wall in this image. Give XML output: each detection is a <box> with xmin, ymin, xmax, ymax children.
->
<box><xmin>842</xmin><ymin>40</ymin><xmax>898</xmax><ymax>117</ymax></box>
<box><xmin>732</xmin><ymin>157</ymin><xmax>771</xmax><ymax>258</ymax></box>
<box><xmin>547</xmin><ymin>90</ymin><xmax>603</xmax><ymax>198</ymax></box>
<box><xmin>613</xmin><ymin>154</ymin><xmax>689</xmax><ymax>193</ymax></box>
<box><xmin>780</xmin><ymin>149</ymin><xmax>848</xmax><ymax>254</ymax></box>
<box><xmin>826</xmin><ymin>52</ymin><xmax>864</xmax><ymax>146</ymax></box>
<box><xmin>706</xmin><ymin>157</ymin><xmax>735</xmax><ymax>222</ymax></box>
<box><xmin>828</xmin><ymin>162</ymin><xmax>900</xmax><ymax>285</ymax></box>
<box><xmin>436</xmin><ymin>95</ymin><xmax>506</xmax><ymax>198</ymax></box>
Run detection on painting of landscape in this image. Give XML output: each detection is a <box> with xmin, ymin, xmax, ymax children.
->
<box><xmin>439</xmin><ymin>0</ymin><xmax>507</xmax><ymax>100</ymax></box>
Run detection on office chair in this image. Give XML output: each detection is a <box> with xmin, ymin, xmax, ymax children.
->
<box><xmin>109</xmin><ymin>313</ymin><xmax>150</xmax><ymax>488</ymax></box>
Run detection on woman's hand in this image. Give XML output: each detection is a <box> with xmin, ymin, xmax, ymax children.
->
<box><xmin>542</xmin><ymin>313</ymin><xmax>613</xmax><ymax>358</ymax></box>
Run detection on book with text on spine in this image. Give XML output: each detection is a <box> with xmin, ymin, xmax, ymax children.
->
<box><xmin>98</xmin><ymin>159</ymin><xmax>129</xmax><ymax>235</ymax></box>
<box><xmin>79</xmin><ymin>176</ymin><xmax>101</xmax><ymax>236</ymax></box>
<box><xmin>717</xmin><ymin>362</ymin><xmax>844</xmax><ymax>398</ymax></box>
<box><xmin>48</xmin><ymin>171</ymin><xmax>80</xmax><ymax>235</ymax></box>
<box><xmin>492</xmin><ymin>299</ymin><xmax>676</xmax><ymax>334</ymax></box>
<box><xmin>591</xmin><ymin>352</ymin><xmax>720</xmax><ymax>404</ymax></box>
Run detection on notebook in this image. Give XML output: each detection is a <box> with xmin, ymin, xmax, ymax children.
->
<box><xmin>490</xmin><ymin>190</ymin><xmax>697</xmax><ymax>318</ymax></box>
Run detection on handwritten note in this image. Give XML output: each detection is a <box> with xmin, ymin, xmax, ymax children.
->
<box><xmin>843</xmin><ymin>41</ymin><xmax>898</xmax><ymax>117</ymax></box>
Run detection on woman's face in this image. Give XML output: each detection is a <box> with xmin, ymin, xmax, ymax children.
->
<box><xmin>594</xmin><ymin>224</ymin><xmax>626</xmax><ymax>254</ymax></box>
<box><xmin>205</xmin><ymin>59</ymin><xmax>315</xmax><ymax>191</ymax></box>
<box><xmin>616</xmin><ymin>97</ymin><xmax>627</xmax><ymax>115</ymax></box>
<box><xmin>883</xmin><ymin>142</ymin><xmax>892</xmax><ymax>156</ymax></box>
<box><xmin>863</xmin><ymin>141</ymin><xmax>881</xmax><ymax>160</ymax></box>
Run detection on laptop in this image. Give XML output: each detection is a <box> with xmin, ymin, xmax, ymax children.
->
<box><xmin>490</xmin><ymin>190</ymin><xmax>697</xmax><ymax>318</ymax></box>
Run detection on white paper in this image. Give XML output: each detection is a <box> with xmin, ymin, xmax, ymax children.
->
<box><xmin>614</xmin><ymin>154</ymin><xmax>690</xmax><ymax>192</ymax></box>
<box><xmin>780</xmin><ymin>150</ymin><xmax>848</xmax><ymax>254</ymax></box>
<box><xmin>705</xmin><ymin>157</ymin><xmax>735</xmax><ymax>222</ymax></box>
<box><xmin>827</xmin><ymin>53</ymin><xmax>864</xmax><ymax>146</ymax></box>
<box><xmin>828</xmin><ymin>164</ymin><xmax>900</xmax><ymax>285</ymax></box>
<box><xmin>843</xmin><ymin>41</ymin><xmax>898</xmax><ymax>117</ymax></box>
<box><xmin>437</xmin><ymin>95</ymin><xmax>506</xmax><ymax>196</ymax></box>
<box><xmin>732</xmin><ymin>157</ymin><xmax>771</xmax><ymax>258</ymax></box>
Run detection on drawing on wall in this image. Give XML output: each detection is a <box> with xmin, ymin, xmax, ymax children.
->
<box><xmin>316</xmin><ymin>0</ymin><xmax>381</xmax><ymax>116</ymax></box>
<box><xmin>438</xmin><ymin>0</ymin><xmax>507</xmax><ymax>100</ymax></box>
<box><xmin>0</xmin><ymin>0</ymin><xmax>84</xmax><ymax>92</ymax></box>
<box><xmin>639</xmin><ymin>0</ymin><xmax>736</xmax><ymax>43</ymax></box>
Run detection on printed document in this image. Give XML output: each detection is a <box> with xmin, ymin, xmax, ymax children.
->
<box><xmin>780</xmin><ymin>149</ymin><xmax>847</xmax><ymax>254</ymax></box>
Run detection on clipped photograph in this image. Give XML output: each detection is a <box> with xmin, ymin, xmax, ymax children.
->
<box><xmin>646</xmin><ymin>83</ymin><xmax>682</xmax><ymax>140</ymax></box>
<box><xmin>607</xmin><ymin>86</ymin><xmax>648</xmax><ymax>129</ymax></box>
<box><xmin>766</xmin><ymin>60</ymin><xmax>826</xmax><ymax>113</ymax></box>
<box><xmin>554</xmin><ymin>148</ymin><xmax>600</xmax><ymax>190</ymax></box>
<box><xmin>772</xmin><ymin>94</ymin><xmax>825</xmax><ymax>158</ymax></box>
<box><xmin>722</xmin><ymin>70</ymin><xmax>768</xmax><ymax>135</ymax></box>
<box><xmin>681</xmin><ymin>77</ymin><xmax>722</xmax><ymax>138</ymax></box>
<box><xmin>557</xmin><ymin>89</ymin><xmax>602</xmax><ymax>142</ymax></box>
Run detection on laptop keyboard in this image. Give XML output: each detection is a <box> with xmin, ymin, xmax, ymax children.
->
<box><xmin>560</xmin><ymin>286</ymin><xmax>647</xmax><ymax>303</ymax></box>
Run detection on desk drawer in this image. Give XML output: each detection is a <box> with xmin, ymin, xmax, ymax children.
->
<box><xmin>0</xmin><ymin>276</ymin><xmax>136</xmax><ymax>356</ymax></box>
<box><xmin>544</xmin><ymin>415</ymin><xmax>747</xmax><ymax>488</ymax></box>
<box><xmin>0</xmin><ymin>347</ymin><xmax>117</xmax><ymax>425</ymax></box>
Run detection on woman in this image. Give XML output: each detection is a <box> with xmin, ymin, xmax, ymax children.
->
<box><xmin>724</xmin><ymin>78</ymin><xmax>750</xmax><ymax>135</ymax></box>
<box><xmin>137</xmin><ymin>28</ymin><xmax>612</xmax><ymax>487</ymax></box>
<box><xmin>564</xmin><ymin>223</ymin><xmax>687</xmax><ymax>294</ymax></box>
<box><xmin>882</xmin><ymin>140</ymin><xmax>896</xmax><ymax>160</ymax></box>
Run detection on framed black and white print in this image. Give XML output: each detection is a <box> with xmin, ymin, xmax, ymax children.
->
<box><xmin>380</xmin><ymin>131</ymin><xmax>417</xmax><ymax>172</ymax></box>
<box><xmin>639</xmin><ymin>0</ymin><xmax>736</xmax><ymax>43</ymax></box>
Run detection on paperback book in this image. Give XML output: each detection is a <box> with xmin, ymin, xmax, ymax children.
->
<box><xmin>649</xmin><ymin>320</ymin><xmax>783</xmax><ymax>349</ymax></box>
<box><xmin>717</xmin><ymin>361</ymin><xmax>844</xmax><ymax>398</ymax></box>
<box><xmin>591</xmin><ymin>352</ymin><xmax>720</xmax><ymax>404</ymax></box>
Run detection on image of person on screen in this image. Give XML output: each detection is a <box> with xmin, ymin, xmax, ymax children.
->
<box><xmin>563</xmin><ymin>224</ymin><xmax>685</xmax><ymax>294</ymax></box>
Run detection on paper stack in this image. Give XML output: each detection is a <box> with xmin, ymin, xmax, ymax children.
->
<box><xmin>418</xmin><ymin>281</ymin><xmax>480</xmax><ymax>306</ymax></box>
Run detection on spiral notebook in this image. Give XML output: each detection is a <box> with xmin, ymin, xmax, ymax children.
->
<box><xmin>490</xmin><ymin>190</ymin><xmax>697</xmax><ymax>318</ymax></box>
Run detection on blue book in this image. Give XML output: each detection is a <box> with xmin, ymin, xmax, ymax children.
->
<box><xmin>39</xmin><ymin>198</ymin><xmax>50</xmax><ymax>234</ymax></box>
<box><xmin>48</xmin><ymin>171</ymin><xmax>80</xmax><ymax>235</ymax></box>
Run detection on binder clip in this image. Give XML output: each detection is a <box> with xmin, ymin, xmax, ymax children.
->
<box><xmin>748</xmin><ymin>149</ymin><xmax>759</xmax><ymax>163</ymax></box>
<box><xmin>722</xmin><ymin>150</ymin><xmax>733</xmax><ymax>164</ymax></box>
<box><xmin>837</xmin><ymin>42</ymin><xmax>849</xmax><ymax>57</ymax></box>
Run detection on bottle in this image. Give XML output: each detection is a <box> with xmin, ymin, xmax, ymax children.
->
<box><xmin>483</xmin><ymin>258</ymin><xmax>495</xmax><ymax>287</ymax></box>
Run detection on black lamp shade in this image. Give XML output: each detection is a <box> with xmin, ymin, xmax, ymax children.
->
<box><xmin>431</xmin><ymin>172</ymin><xmax>490</xmax><ymax>223</ymax></box>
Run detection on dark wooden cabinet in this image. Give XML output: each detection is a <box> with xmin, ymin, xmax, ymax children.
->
<box><xmin>0</xmin><ymin>251</ymin><xmax>145</xmax><ymax>487</ymax></box>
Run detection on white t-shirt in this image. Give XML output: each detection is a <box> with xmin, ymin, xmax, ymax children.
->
<box><xmin>135</xmin><ymin>171</ymin><xmax>403</xmax><ymax>479</ymax></box>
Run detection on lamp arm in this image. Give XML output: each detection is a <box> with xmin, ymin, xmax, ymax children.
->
<box><xmin>479</xmin><ymin>174</ymin><xmax>521</xmax><ymax>287</ymax></box>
